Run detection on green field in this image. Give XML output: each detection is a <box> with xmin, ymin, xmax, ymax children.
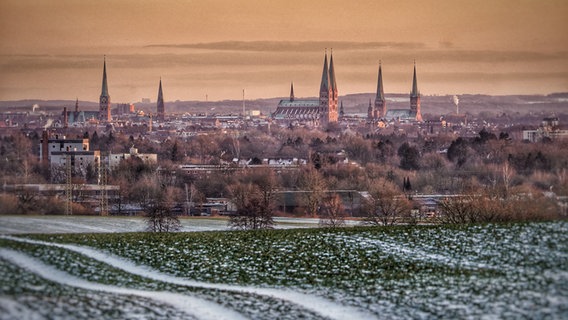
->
<box><xmin>1</xmin><ymin>222</ymin><xmax>567</xmax><ymax>319</ymax></box>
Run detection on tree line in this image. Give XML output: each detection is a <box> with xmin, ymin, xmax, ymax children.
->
<box><xmin>0</xmin><ymin>126</ymin><xmax>565</xmax><ymax>230</ymax></box>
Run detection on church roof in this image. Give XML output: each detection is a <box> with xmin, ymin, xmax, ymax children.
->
<box><xmin>385</xmin><ymin>109</ymin><xmax>417</xmax><ymax>120</ymax></box>
<box><xmin>277</xmin><ymin>99</ymin><xmax>319</xmax><ymax>107</ymax></box>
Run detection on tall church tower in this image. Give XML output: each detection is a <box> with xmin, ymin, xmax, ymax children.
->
<box><xmin>290</xmin><ymin>82</ymin><xmax>295</xmax><ymax>102</ymax></box>
<box><xmin>319</xmin><ymin>51</ymin><xmax>332</xmax><ymax>126</ymax></box>
<box><xmin>367</xmin><ymin>98</ymin><xmax>374</xmax><ymax>122</ymax></box>
<box><xmin>99</xmin><ymin>57</ymin><xmax>112</xmax><ymax>122</ymax></box>
<box><xmin>319</xmin><ymin>51</ymin><xmax>338</xmax><ymax>126</ymax></box>
<box><xmin>410</xmin><ymin>62</ymin><xmax>422</xmax><ymax>122</ymax></box>
<box><xmin>157</xmin><ymin>78</ymin><xmax>165</xmax><ymax>121</ymax></box>
<box><xmin>374</xmin><ymin>62</ymin><xmax>386</xmax><ymax>119</ymax></box>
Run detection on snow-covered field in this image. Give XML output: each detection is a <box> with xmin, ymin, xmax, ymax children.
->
<box><xmin>1</xmin><ymin>221</ymin><xmax>567</xmax><ymax>319</ymax></box>
<box><xmin>0</xmin><ymin>215</ymin><xmax>359</xmax><ymax>234</ymax></box>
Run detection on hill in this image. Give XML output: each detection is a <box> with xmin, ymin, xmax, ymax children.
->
<box><xmin>0</xmin><ymin>93</ymin><xmax>566</xmax><ymax>116</ymax></box>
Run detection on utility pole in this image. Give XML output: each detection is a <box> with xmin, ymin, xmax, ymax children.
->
<box><xmin>242</xmin><ymin>89</ymin><xmax>246</xmax><ymax>118</ymax></box>
<box><xmin>99</xmin><ymin>152</ymin><xmax>109</xmax><ymax>215</ymax></box>
<box><xmin>65</xmin><ymin>154</ymin><xmax>73</xmax><ymax>215</ymax></box>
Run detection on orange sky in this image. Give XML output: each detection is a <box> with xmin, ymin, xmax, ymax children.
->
<box><xmin>1</xmin><ymin>0</ymin><xmax>567</xmax><ymax>102</ymax></box>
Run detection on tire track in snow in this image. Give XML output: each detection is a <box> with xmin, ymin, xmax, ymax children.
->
<box><xmin>0</xmin><ymin>248</ymin><xmax>246</xmax><ymax>320</ymax></box>
<box><xmin>2</xmin><ymin>235</ymin><xmax>376</xmax><ymax>320</ymax></box>
<box><xmin>333</xmin><ymin>233</ymin><xmax>497</xmax><ymax>270</ymax></box>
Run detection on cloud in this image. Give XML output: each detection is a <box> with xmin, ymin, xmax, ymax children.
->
<box><xmin>145</xmin><ymin>41</ymin><xmax>426</xmax><ymax>52</ymax></box>
<box><xmin>2</xmin><ymin>45</ymin><xmax>567</xmax><ymax>101</ymax></box>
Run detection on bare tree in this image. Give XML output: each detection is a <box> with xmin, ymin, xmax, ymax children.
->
<box><xmin>298</xmin><ymin>166</ymin><xmax>327</xmax><ymax>217</ymax></box>
<box><xmin>362</xmin><ymin>179</ymin><xmax>411</xmax><ymax>226</ymax></box>
<box><xmin>318</xmin><ymin>193</ymin><xmax>346</xmax><ymax>228</ymax></box>
<box><xmin>437</xmin><ymin>188</ymin><xmax>507</xmax><ymax>224</ymax></box>
<box><xmin>146</xmin><ymin>186</ymin><xmax>181</xmax><ymax>232</ymax></box>
<box><xmin>501</xmin><ymin>162</ymin><xmax>515</xmax><ymax>199</ymax></box>
<box><xmin>15</xmin><ymin>189</ymin><xmax>38</xmax><ymax>214</ymax></box>
<box><xmin>229</xmin><ymin>169</ymin><xmax>277</xmax><ymax>230</ymax></box>
<box><xmin>437</xmin><ymin>194</ymin><xmax>481</xmax><ymax>224</ymax></box>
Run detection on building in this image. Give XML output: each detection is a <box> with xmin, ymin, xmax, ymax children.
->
<box><xmin>99</xmin><ymin>57</ymin><xmax>112</xmax><ymax>122</ymax></box>
<box><xmin>116</xmin><ymin>103</ymin><xmax>135</xmax><ymax>115</ymax></box>
<box><xmin>384</xmin><ymin>62</ymin><xmax>423</xmax><ymax>122</ymax></box>
<box><xmin>63</xmin><ymin>99</ymin><xmax>99</xmax><ymax>127</ymax></box>
<box><xmin>40</xmin><ymin>130</ymin><xmax>100</xmax><ymax>176</ymax></box>
<box><xmin>272</xmin><ymin>51</ymin><xmax>339</xmax><ymax>127</ymax></box>
<box><xmin>156</xmin><ymin>78</ymin><xmax>165</xmax><ymax>121</ymax></box>
<box><xmin>109</xmin><ymin>146</ymin><xmax>157</xmax><ymax>169</ymax></box>
<box><xmin>368</xmin><ymin>62</ymin><xmax>387</xmax><ymax>123</ymax></box>
<box><xmin>523</xmin><ymin>117</ymin><xmax>568</xmax><ymax>142</ymax></box>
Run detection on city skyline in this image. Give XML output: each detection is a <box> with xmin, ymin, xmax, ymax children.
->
<box><xmin>1</xmin><ymin>0</ymin><xmax>567</xmax><ymax>102</ymax></box>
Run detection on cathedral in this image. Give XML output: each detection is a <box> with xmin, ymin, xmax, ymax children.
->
<box><xmin>369</xmin><ymin>62</ymin><xmax>423</xmax><ymax>123</ymax></box>
<box><xmin>272</xmin><ymin>51</ymin><xmax>339</xmax><ymax>127</ymax></box>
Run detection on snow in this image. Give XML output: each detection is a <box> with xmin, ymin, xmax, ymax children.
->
<box><xmin>0</xmin><ymin>297</ymin><xmax>45</xmax><ymax>320</ymax></box>
<box><xmin>0</xmin><ymin>248</ymin><xmax>246</xmax><ymax>320</ymax></box>
<box><xmin>1</xmin><ymin>222</ymin><xmax>566</xmax><ymax>318</ymax></box>
<box><xmin>0</xmin><ymin>216</ymin><xmax>344</xmax><ymax>234</ymax></box>
<box><xmin>2</xmin><ymin>235</ymin><xmax>376</xmax><ymax>320</ymax></box>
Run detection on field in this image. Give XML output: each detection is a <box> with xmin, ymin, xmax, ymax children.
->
<box><xmin>0</xmin><ymin>216</ymin><xmax>348</xmax><ymax>234</ymax></box>
<box><xmin>1</xmin><ymin>221</ymin><xmax>567</xmax><ymax>319</ymax></box>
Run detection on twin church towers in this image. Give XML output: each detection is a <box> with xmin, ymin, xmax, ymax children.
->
<box><xmin>274</xmin><ymin>51</ymin><xmax>422</xmax><ymax>126</ymax></box>
<box><xmin>98</xmin><ymin>57</ymin><xmax>164</xmax><ymax>122</ymax></box>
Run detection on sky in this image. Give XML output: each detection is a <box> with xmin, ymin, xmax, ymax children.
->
<box><xmin>0</xmin><ymin>0</ymin><xmax>567</xmax><ymax>102</ymax></box>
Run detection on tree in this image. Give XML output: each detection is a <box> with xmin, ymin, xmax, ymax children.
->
<box><xmin>318</xmin><ymin>193</ymin><xmax>346</xmax><ymax>227</ymax></box>
<box><xmin>376</xmin><ymin>139</ymin><xmax>394</xmax><ymax>164</ymax></box>
<box><xmin>171</xmin><ymin>141</ymin><xmax>181</xmax><ymax>162</ymax></box>
<box><xmin>362</xmin><ymin>179</ymin><xmax>411</xmax><ymax>226</ymax></box>
<box><xmin>447</xmin><ymin>138</ymin><xmax>469</xmax><ymax>167</ymax></box>
<box><xmin>146</xmin><ymin>186</ymin><xmax>181</xmax><ymax>232</ymax></box>
<box><xmin>228</xmin><ymin>170</ymin><xmax>277</xmax><ymax>230</ymax></box>
<box><xmin>397</xmin><ymin>142</ymin><xmax>420</xmax><ymax>170</ymax></box>
<box><xmin>298</xmin><ymin>166</ymin><xmax>327</xmax><ymax>216</ymax></box>
<box><xmin>15</xmin><ymin>189</ymin><xmax>38</xmax><ymax>214</ymax></box>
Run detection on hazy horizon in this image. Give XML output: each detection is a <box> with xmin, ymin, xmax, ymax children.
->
<box><xmin>1</xmin><ymin>0</ymin><xmax>567</xmax><ymax>103</ymax></box>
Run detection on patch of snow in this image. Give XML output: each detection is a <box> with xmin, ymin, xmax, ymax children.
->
<box><xmin>0</xmin><ymin>248</ymin><xmax>246</xmax><ymax>320</ymax></box>
<box><xmin>2</xmin><ymin>235</ymin><xmax>377</xmax><ymax>320</ymax></box>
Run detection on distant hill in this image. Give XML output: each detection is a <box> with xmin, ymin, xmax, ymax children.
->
<box><xmin>1</xmin><ymin>93</ymin><xmax>566</xmax><ymax>116</ymax></box>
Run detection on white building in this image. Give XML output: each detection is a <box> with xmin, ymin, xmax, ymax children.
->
<box><xmin>109</xmin><ymin>147</ymin><xmax>157</xmax><ymax>169</ymax></box>
<box><xmin>40</xmin><ymin>131</ymin><xmax>100</xmax><ymax>175</ymax></box>
<box><xmin>522</xmin><ymin>117</ymin><xmax>568</xmax><ymax>142</ymax></box>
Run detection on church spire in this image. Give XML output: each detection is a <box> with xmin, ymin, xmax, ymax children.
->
<box><xmin>158</xmin><ymin>78</ymin><xmax>163</xmax><ymax>102</ymax></box>
<box><xmin>329</xmin><ymin>50</ymin><xmax>337</xmax><ymax>96</ymax></box>
<box><xmin>99</xmin><ymin>56</ymin><xmax>111</xmax><ymax>122</ymax></box>
<box><xmin>374</xmin><ymin>61</ymin><xmax>387</xmax><ymax>119</ymax></box>
<box><xmin>376</xmin><ymin>61</ymin><xmax>385</xmax><ymax>101</ymax></box>
<box><xmin>101</xmin><ymin>56</ymin><xmax>109</xmax><ymax>98</ymax></box>
<box><xmin>290</xmin><ymin>82</ymin><xmax>295</xmax><ymax>102</ymax></box>
<box><xmin>411</xmin><ymin>60</ymin><xmax>419</xmax><ymax>97</ymax></box>
<box><xmin>157</xmin><ymin>78</ymin><xmax>165</xmax><ymax>121</ymax></box>
<box><xmin>410</xmin><ymin>61</ymin><xmax>422</xmax><ymax>122</ymax></box>
<box><xmin>320</xmin><ymin>50</ymin><xmax>330</xmax><ymax>93</ymax></box>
